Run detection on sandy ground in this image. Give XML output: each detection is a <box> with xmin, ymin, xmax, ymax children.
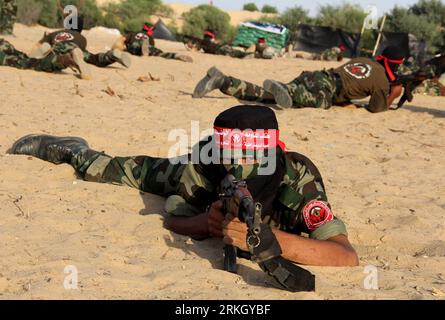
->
<box><xmin>0</xmin><ymin>24</ymin><xmax>444</xmax><ymax>300</ymax></box>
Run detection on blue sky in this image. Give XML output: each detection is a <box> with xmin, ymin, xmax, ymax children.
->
<box><xmin>164</xmin><ymin>0</ymin><xmax>420</xmax><ymax>15</ymax></box>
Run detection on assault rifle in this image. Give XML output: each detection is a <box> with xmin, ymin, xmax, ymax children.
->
<box><xmin>393</xmin><ymin>70</ymin><xmax>435</xmax><ymax>109</ymax></box>
<box><xmin>181</xmin><ymin>35</ymin><xmax>221</xmax><ymax>54</ymax></box>
<box><xmin>394</xmin><ymin>53</ymin><xmax>445</xmax><ymax>109</ymax></box>
<box><xmin>219</xmin><ymin>174</ymin><xmax>315</xmax><ymax>292</ymax></box>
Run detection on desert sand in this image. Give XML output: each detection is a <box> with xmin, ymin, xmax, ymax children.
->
<box><xmin>0</xmin><ymin>23</ymin><xmax>444</xmax><ymax>300</ymax></box>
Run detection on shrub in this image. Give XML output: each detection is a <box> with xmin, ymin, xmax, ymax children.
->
<box><xmin>182</xmin><ymin>5</ymin><xmax>232</xmax><ymax>41</ymax></box>
<box><xmin>279</xmin><ymin>6</ymin><xmax>310</xmax><ymax>31</ymax></box>
<box><xmin>102</xmin><ymin>0</ymin><xmax>173</xmax><ymax>32</ymax></box>
<box><xmin>261</xmin><ymin>5</ymin><xmax>278</xmax><ymax>14</ymax></box>
<box><xmin>16</xmin><ymin>0</ymin><xmax>43</xmax><ymax>25</ymax></box>
<box><xmin>315</xmin><ymin>3</ymin><xmax>366</xmax><ymax>33</ymax></box>
<box><xmin>243</xmin><ymin>3</ymin><xmax>258</xmax><ymax>12</ymax></box>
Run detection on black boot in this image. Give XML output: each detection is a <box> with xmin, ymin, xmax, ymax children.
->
<box><xmin>192</xmin><ymin>66</ymin><xmax>228</xmax><ymax>98</ymax></box>
<box><xmin>263</xmin><ymin>79</ymin><xmax>293</xmax><ymax>108</ymax></box>
<box><xmin>9</xmin><ymin>134</ymin><xmax>90</xmax><ymax>164</ymax></box>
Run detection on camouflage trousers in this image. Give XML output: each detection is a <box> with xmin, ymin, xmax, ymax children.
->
<box><xmin>83</xmin><ymin>50</ymin><xmax>119</xmax><ymax>67</ymax></box>
<box><xmin>126</xmin><ymin>39</ymin><xmax>177</xmax><ymax>59</ymax></box>
<box><xmin>414</xmin><ymin>78</ymin><xmax>445</xmax><ymax>96</ymax></box>
<box><xmin>0</xmin><ymin>0</ymin><xmax>17</xmax><ymax>35</ymax></box>
<box><xmin>221</xmin><ymin>70</ymin><xmax>338</xmax><ymax>109</ymax></box>
<box><xmin>216</xmin><ymin>45</ymin><xmax>251</xmax><ymax>59</ymax></box>
<box><xmin>0</xmin><ymin>39</ymin><xmax>78</xmax><ymax>72</ymax></box>
<box><xmin>72</xmin><ymin>149</ymin><xmax>185</xmax><ymax>197</ymax></box>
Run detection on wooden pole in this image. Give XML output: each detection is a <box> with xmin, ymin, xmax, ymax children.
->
<box><xmin>372</xmin><ymin>15</ymin><xmax>387</xmax><ymax>56</ymax></box>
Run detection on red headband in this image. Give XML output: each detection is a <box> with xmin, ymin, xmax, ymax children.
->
<box><xmin>143</xmin><ymin>25</ymin><xmax>154</xmax><ymax>37</ymax></box>
<box><xmin>204</xmin><ymin>31</ymin><xmax>216</xmax><ymax>39</ymax></box>
<box><xmin>214</xmin><ymin>127</ymin><xmax>286</xmax><ymax>151</ymax></box>
<box><xmin>258</xmin><ymin>38</ymin><xmax>266</xmax><ymax>44</ymax></box>
<box><xmin>376</xmin><ymin>55</ymin><xmax>405</xmax><ymax>82</ymax></box>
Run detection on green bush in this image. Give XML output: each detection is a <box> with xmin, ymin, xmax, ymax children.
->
<box><xmin>36</xmin><ymin>0</ymin><xmax>59</xmax><ymax>28</ymax></box>
<box><xmin>279</xmin><ymin>6</ymin><xmax>310</xmax><ymax>31</ymax></box>
<box><xmin>243</xmin><ymin>3</ymin><xmax>258</xmax><ymax>12</ymax></box>
<box><xmin>315</xmin><ymin>3</ymin><xmax>366</xmax><ymax>33</ymax></box>
<box><xmin>16</xmin><ymin>0</ymin><xmax>43</xmax><ymax>25</ymax></box>
<box><xmin>386</xmin><ymin>5</ymin><xmax>444</xmax><ymax>52</ymax></box>
<box><xmin>261</xmin><ymin>5</ymin><xmax>278</xmax><ymax>14</ymax></box>
<box><xmin>102</xmin><ymin>0</ymin><xmax>173</xmax><ymax>32</ymax></box>
<box><xmin>182</xmin><ymin>5</ymin><xmax>232</xmax><ymax>41</ymax></box>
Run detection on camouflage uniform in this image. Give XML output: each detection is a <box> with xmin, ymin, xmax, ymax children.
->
<box><xmin>0</xmin><ymin>0</ymin><xmax>17</xmax><ymax>35</ymax></box>
<box><xmin>39</xmin><ymin>30</ymin><xmax>127</xmax><ymax>68</ymax></box>
<box><xmin>68</xmin><ymin>146</ymin><xmax>347</xmax><ymax>240</ymax></box>
<box><xmin>125</xmin><ymin>32</ymin><xmax>178</xmax><ymax>59</ymax></box>
<box><xmin>398</xmin><ymin>57</ymin><xmax>445</xmax><ymax>96</ymax></box>
<box><xmin>214</xmin><ymin>44</ymin><xmax>252</xmax><ymax>59</ymax></box>
<box><xmin>220</xmin><ymin>70</ymin><xmax>337</xmax><ymax>109</ymax></box>
<box><xmin>0</xmin><ymin>38</ymin><xmax>78</xmax><ymax>72</ymax></box>
<box><xmin>321</xmin><ymin>47</ymin><xmax>342</xmax><ymax>61</ymax></box>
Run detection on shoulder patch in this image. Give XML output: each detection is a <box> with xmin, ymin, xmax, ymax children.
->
<box><xmin>54</xmin><ymin>32</ymin><xmax>75</xmax><ymax>42</ymax></box>
<box><xmin>302</xmin><ymin>200</ymin><xmax>334</xmax><ymax>231</ymax></box>
<box><xmin>135</xmin><ymin>32</ymin><xmax>148</xmax><ymax>41</ymax></box>
<box><xmin>344</xmin><ymin>62</ymin><xmax>372</xmax><ymax>79</ymax></box>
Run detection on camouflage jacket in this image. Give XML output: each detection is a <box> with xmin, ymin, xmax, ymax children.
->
<box><xmin>166</xmin><ymin>151</ymin><xmax>347</xmax><ymax>240</ymax></box>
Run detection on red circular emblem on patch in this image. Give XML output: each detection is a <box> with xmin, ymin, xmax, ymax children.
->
<box><xmin>302</xmin><ymin>200</ymin><xmax>334</xmax><ymax>231</ymax></box>
<box><xmin>54</xmin><ymin>32</ymin><xmax>75</xmax><ymax>43</ymax></box>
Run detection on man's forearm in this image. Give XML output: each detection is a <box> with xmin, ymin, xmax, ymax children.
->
<box><xmin>163</xmin><ymin>213</ymin><xmax>209</xmax><ymax>237</ymax></box>
<box><xmin>273</xmin><ymin>229</ymin><xmax>359</xmax><ymax>266</ymax></box>
<box><xmin>388</xmin><ymin>84</ymin><xmax>403</xmax><ymax>107</ymax></box>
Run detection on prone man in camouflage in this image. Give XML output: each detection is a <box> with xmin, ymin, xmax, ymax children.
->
<box><xmin>0</xmin><ymin>38</ymin><xmax>91</xmax><ymax>78</ymax></box>
<box><xmin>9</xmin><ymin>105</ymin><xmax>358</xmax><ymax>267</ymax></box>
<box><xmin>398</xmin><ymin>55</ymin><xmax>445</xmax><ymax>97</ymax></box>
<box><xmin>119</xmin><ymin>22</ymin><xmax>192</xmax><ymax>63</ymax></box>
<box><xmin>0</xmin><ymin>0</ymin><xmax>17</xmax><ymax>35</ymax></box>
<box><xmin>193</xmin><ymin>30</ymin><xmax>254</xmax><ymax>59</ymax></box>
<box><xmin>294</xmin><ymin>45</ymin><xmax>346</xmax><ymax>62</ymax></box>
<box><xmin>30</xmin><ymin>16</ymin><xmax>131</xmax><ymax>69</ymax></box>
<box><xmin>193</xmin><ymin>46</ymin><xmax>406</xmax><ymax>113</ymax></box>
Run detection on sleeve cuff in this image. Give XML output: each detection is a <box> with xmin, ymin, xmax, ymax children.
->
<box><xmin>310</xmin><ymin>218</ymin><xmax>348</xmax><ymax>240</ymax></box>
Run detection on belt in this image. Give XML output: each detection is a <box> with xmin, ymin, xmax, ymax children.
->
<box><xmin>330</xmin><ymin>72</ymin><xmax>343</xmax><ymax>97</ymax></box>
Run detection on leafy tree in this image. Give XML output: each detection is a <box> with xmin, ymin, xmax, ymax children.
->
<box><xmin>243</xmin><ymin>3</ymin><xmax>258</xmax><ymax>12</ymax></box>
<box><xmin>315</xmin><ymin>3</ymin><xmax>366</xmax><ymax>33</ymax></box>
<box><xmin>182</xmin><ymin>5</ymin><xmax>232</xmax><ymax>41</ymax></box>
<box><xmin>261</xmin><ymin>5</ymin><xmax>278</xmax><ymax>14</ymax></box>
<box><xmin>279</xmin><ymin>5</ymin><xmax>310</xmax><ymax>31</ymax></box>
<box><xmin>16</xmin><ymin>0</ymin><xmax>43</xmax><ymax>25</ymax></box>
<box><xmin>102</xmin><ymin>0</ymin><xmax>173</xmax><ymax>32</ymax></box>
<box><xmin>386</xmin><ymin>5</ymin><xmax>444</xmax><ymax>52</ymax></box>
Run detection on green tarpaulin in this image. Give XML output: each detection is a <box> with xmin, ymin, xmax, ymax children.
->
<box><xmin>233</xmin><ymin>22</ymin><xmax>289</xmax><ymax>49</ymax></box>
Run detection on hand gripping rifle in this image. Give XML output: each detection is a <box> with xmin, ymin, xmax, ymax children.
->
<box><xmin>219</xmin><ymin>174</ymin><xmax>315</xmax><ymax>292</ymax></box>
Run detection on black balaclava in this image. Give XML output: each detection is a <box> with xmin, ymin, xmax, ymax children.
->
<box><xmin>211</xmin><ymin>105</ymin><xmax>287</xmax><ymax>216</ymax></box>
<box><xmin>376</xmin><ymin>46</ymin><xmax>405</xmax><ymax>82</ymax></box>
